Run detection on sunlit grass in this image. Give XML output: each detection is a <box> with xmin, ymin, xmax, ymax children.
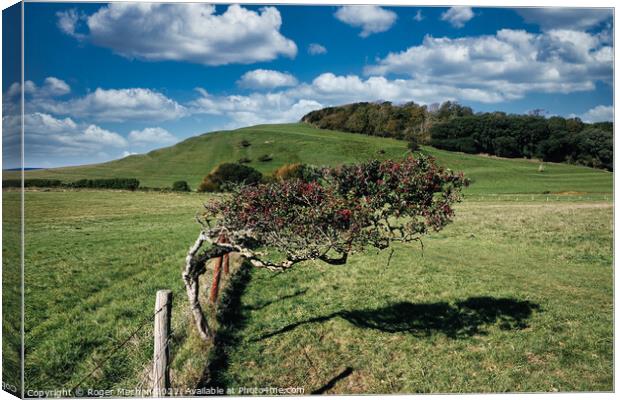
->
<box><xmin>12</xmin><ymin>189</ymin><xmax>612</xmax><ymax>393</ymax></box>
<box><xmin>217</xmin><ymin>200</ymin><xmax>613</xmax><ymax>393</ymax></box>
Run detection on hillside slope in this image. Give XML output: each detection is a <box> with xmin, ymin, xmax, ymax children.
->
<box><xmin>6</xmin><ymin>123</ymin><xmax>612</xmax><ymax>195</ymax></box>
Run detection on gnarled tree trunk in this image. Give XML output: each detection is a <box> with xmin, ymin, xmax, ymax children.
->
<box><xmin>183</xmin><ymin>231</ymin><xmax>239</xmax><ymax>341</ymax></box>
<box><xmin>183</xmin><ymin>232</ymin><xmax>212</xmax><ymax>341</ymax></box>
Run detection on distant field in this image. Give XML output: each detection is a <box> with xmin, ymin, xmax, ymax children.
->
<box><xmin>9</xmin><ymin>189</ymin><xmax>613</xmax><ymax>393</ymax></box>
<box><xmin>4</xmin><ymin>123</ymin><xmax>612</xmax><ymax>195</ymax></box>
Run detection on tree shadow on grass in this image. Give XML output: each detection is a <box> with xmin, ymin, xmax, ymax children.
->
<box><xmin>255</xmin><ymin>297</ymin><xmax>541</xmax><ymax>341</ymax></box>
<box><xmin>243</xmin><ymin>289</ymin><xmax>308</xmax><ymax>311</ymax></box>
<box><xmin>311</xmin><ymin>367</ymin><xmax>354</xmax><ymax>394</ymax></box>
<box><xmin>199</xmin><ymin>280</ymin><xmax>540</xmax><ymax>392</ymax></box>
<box><xmin>197</xmin><ymin>261</ymin><xmax>253</xmax><ymax>391</ymax></box>
<box><xmin>197</xmin><ymin>265</ymin><xmax>310</xmax><ymax>391</ymax></box>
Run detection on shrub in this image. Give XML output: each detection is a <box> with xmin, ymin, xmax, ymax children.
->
<box><xmin>273</xmin><ymin>163</ymin><xmax>303</xmax><ymax>181</ymax></box>
<box><xmin>198</xmin><ymin>178</ymin><xmax>220</xmax><ymax>192</ymax></box>
<box><xmin>260</xmin><ymin>175</ymin><xmax>276</xmax><ymax>184</ymax></box>
<box><xmin>408</xmin><ymin>137</ymin><xmax>420</xmax><ymax>152</ymax></box>
<box><xmin>27</xmin><ymin>179</ymin><xmax>64</xmax><ymax>188</ymax></box>
<box><xmin>240</xmin><ymin>139</ymin><xmax>251</xmax><ymax>147</ymax></box>
<box><xmin>2</xmin><ymin>180</ymin><xmax>21</xmax><ymax>188</ymax></box>
<box><xmin>237</xmin><ymin>157</ymin><xmax>252</xmax><ymax>164</ymax></box>
<box><xmin>197</xmin><ymin>163</ymin><xmax>262</xmax><ymax>192</ymax></box>
<box><xmin>3</xmin><ymin>178</ymin><xmax>140</xmax><ymax>190</ymax></box>
<box><xmin>70</xmin><ymin>178</ymin><xmax>140</xmax><ymax>190</ymax></box>
<box><xmin>273</xmin><ymin>163</ymin><xmax>322</xmax><ymax>182</ymax></box>
<box><xmin>258</xmin><ymin>154</ymin><xmax>273</xmax><ymax>162</ymax></box>
<box><xmin>2</xmin><ymin>179</ymin><xmax>65</xmax><ymax>188</ymax></box>
<box><xmin>200</xmin><ymin>155</ymin><xmax>469</xmax><ymax>269</ymax></box>
<box><xmin>172</xmin><ymin>180</ymin><xmax>191</xmax><ymax>192</ymax></box>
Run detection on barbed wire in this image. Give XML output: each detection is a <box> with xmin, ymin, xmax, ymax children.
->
<box><xmin>69</xmin><ymin>303</ymin><xmax>169</xmax><ymax>394</ymax></box>
<box><xmin>135</xmin><ymin>332</ymin><xmax>176</xmax><ymax>396</ymax></box>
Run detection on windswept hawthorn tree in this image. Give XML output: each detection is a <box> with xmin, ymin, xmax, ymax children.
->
<box><xmin>183</xmin><ymin>155</ymin><xmax>468</xmax><ymax>340</ymax></box>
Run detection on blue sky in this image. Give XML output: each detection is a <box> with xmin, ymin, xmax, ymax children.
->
<box><xmin>2</xmin><ymin>3</ymin><xmax>614</xmax><ymax>168</ymax></box>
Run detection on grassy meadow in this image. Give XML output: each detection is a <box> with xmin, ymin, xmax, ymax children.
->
<box><xmin>216</xmin><ymin>200</ymin><xmax>612</xmax><ymax>393</ymax></box>
<box><xmin>2</xmin><ymin>187</ymin><xmax>21</xmax><ymax>394</ymax></box>
<box><xmin>15</xmin><ymin>191</ymin><xmax>210</xmax><ymax>392</ymax></box>
<box><xmin>2</xmin><ymin>123</ymin><xmax>613</xmax><ymax>394</ymax></box>
<box><xmin>12</xmin><ymin>194</ymin><xmax>613</xmax><ymax>393</ymax></box>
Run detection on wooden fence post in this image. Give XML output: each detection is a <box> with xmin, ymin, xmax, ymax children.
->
<box><xmin>153</xmin><ymin>290</ymin><xmax>172</xmax><ymax>397</ymax></box>
<box><xmin>223</xmin><ymin>253</ymin><xmax>230</xmax><ymax>276</ymax></box>
<box><xmin>209</xmin><ymin>257</ymin><xmax>223</xmax><ymax>304</ymax></box>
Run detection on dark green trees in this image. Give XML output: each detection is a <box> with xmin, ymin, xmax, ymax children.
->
<box><xmin>172</xmin><ymin>180</ymin><xmax>191</xmax><ymax>192</ymax></box>
<box><xmin>198</xmin><ymin>163</ymin><xmax>263</xmax><ymax>192</ymax></box>
<box><xmin>429</xmin><ymin>114</ymin><xmax>612</xmax><ymax>170</ymax></box>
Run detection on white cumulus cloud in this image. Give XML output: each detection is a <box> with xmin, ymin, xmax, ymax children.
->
<box><xmin>1</xmin><ymin>112</ymin><xmax>128</xmax><ymax>166</ymax></box>
<box><xmin>334</xmin><ymin>6</ymin><xmax>397</xmax><ymax>37</ymax></box>
<box><xmin>189</xmin><ymin>89</ymin><xmax>323</xmax><ymax>129</ymax></box>
<box><xmin>58</xmin><ymin>3</ymin><xmax>297</xmax><ymax>66</ymax></box>
<box><xmin>441</xmin><ymin>7</ymin><xmax>475</xmax><ymax>28</ymax></box>
<box><xmin>7</xmin><ymin>77</ymin><xmax>71</xmax><ymax>100</ymax></box>
<box><xmin>56</xmin><ymin>9</ymin><xmax>86</xmax><ymax>40</ymax></box>
<box><xmin>517</xmin><ymin>8</ymin><xmax>612</xmax><ymax>30</ymax></box>
<box><xmin>41</xmin><ymin>77</ymin><xmax>71</xmax><ymax>97</ymax></box>
<box><xmin>237</xmin><ymin>69</ymin><xmax>298</xmax><ymax>89</ymax></box>
<box><xmin>189</xmin><ymin>38</ymin><xmax>614</xmax><ymax>128</ymax></box>
<box><xmin>81</xmin><ymin>124</ymin><xmax>128</xmax><ymax>148</ymax></box>
<box><xmin>22</xmin><ymin>113</ymin><xmax>127</xmax><ymax>150</ymax></box>
<box><xmin>128</xmin><ymin>127</ymin><xmax>178</xmax><ymax>145</ymax></box>
<box><xmin>579</xmin><ymin>105</ymin><xmax>614</xmax><ymax>123</ymax></box>
<box><xmin>365</xmin><ymin>29</ymin><xmax>612</xmax><ymax>102</ymax></box>
<box><xmin>35</xmin><ymin>87</ymin><xmax>187</xmax><ymax>122</ymax></box>
<box><xmin>308</xmin><ymin>43</ymin><xmax>327</xmax><ymax>55</ymax></box>
<box><xmin>297</xmin><ymin>73</ymin><xmax>504</xmax><ymax>104</ymax></box>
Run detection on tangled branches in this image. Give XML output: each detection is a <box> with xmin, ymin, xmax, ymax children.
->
<box><xmin>183</xmin><ymin>155</ymin><xmax>468</xmax><ymax>339</ymax></box>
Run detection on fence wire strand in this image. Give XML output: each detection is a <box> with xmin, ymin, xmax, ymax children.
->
<box><xmin>69</xmin><ymin>303</ymin><xmax>168</xmax><ymax>394</ymax></box>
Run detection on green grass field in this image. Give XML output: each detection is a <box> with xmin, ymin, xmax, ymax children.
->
<box><xmin>14</xmin><ymin>191</ymin><xmax>207</xmax><ymax>392</ymax></box>
<box><xmin>2</xmin><ymin>187</ymin><xmax>21</xmax><ymax>394</ymax></box>
<box><xmin>6</xmin><ymin>190</ymin><xmax>611</xmax><ymax>394</ymax></box>
<box><xmin>2</xmin><ymin>124</ymin><xmax>613</xmax><ymax>394</ymax></box>
<box><xmin>5</xmin><ymin>123</ymin><xmax>612</xmax><ymax>196</ymax></box>
<box><xmin>216</xmin><ymin>200</ymin><xmax>612</xmax><ymax>393</ymax></box>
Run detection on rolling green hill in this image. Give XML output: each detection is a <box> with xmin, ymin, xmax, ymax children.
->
<box><xmin>5</xmin><ymin>123</ymin><xmax>612</xmax><ymax>195</ymax></box>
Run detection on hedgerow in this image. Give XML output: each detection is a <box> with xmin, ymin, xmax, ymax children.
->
<box><xmin>69</xmin><ymin>178</ymin><xmax>140</xmax><ymax>190</ymax></box>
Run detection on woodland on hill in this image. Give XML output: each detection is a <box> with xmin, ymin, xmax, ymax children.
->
<box><xmin>301</xmin><ymin>101</ymin><xmax>613</xmax><ymax>170</ymax></box>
